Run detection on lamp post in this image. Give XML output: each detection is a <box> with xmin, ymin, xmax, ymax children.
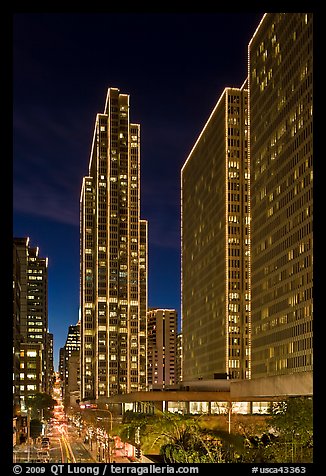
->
<box><xmin>228</xmin><ymin>402</ymin><xmax>233</xmax><ymax>434</ymax></box>
<box><xmin>105</xmin><ymin>405</ymin><xmax>113</xmax><ymax>433</ymax></box>
<box><xmin>104</xmin><ymin>406</ymin><xmax>113</xmax><ymax>462</ymax></box>
<box><xmin>27</xmin><ymin>407</ymin><xmax>31</xmax><ymax>462</ymax></box>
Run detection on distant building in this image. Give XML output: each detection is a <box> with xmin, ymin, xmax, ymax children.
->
<box><xmin>248</xmin><ymin>13</ymin><xmax>313</xmax><ymax>377</ymax></box>
<box><xmin>80</xmin><ymin>87</ymin><xmax>148</xmax><ymax>399</ymax></box>
<box><xmin>59</xmin><ymin>347</ymin><xmax>65</xmax><ymax>383</ymax></box>
<box><xmin>66</xmin><ymin>351</ymin><xmax>80</xmax><ymax>409</ymax></box>
<box><xmin>63</xmin><ymin>322</ymin><xmax>80</xmax><ymax>386</ymax></box>
<box><xmin>60</xmin><ymin>321</ymin><xmax>80</xmax><ymax>406</ymax></box>
<box><xmin>147</xmin><ymin>309</ymin><xmax>177</xmax><ymax>389</ymax></box>
<box><xmin>181</xmin><ymin>84</ymin><xmax>250</xmax><ymax>381</ymax></box>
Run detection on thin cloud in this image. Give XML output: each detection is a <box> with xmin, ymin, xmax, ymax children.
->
<box><xmin>14</xmin><ymin>178</ymin><xmax>79</xmax><ymax>227</ymax></box>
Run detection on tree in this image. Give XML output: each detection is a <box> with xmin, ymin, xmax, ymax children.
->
<box><xmin>157</xmin><ymin>416</ymin><xmax>206</xmax><ymax>463</ymax></box>
<box><xmin>26</xmin><ymin>393</ymin><xmax>57</xmax><ymax>420</ymax></box>
<box><xmin>116</xmin><ymin>402</ymin><xmax>313</xmax><ymax>464</ymax></box>
<box><xmin>118</xmin><ymin>411</ymin><xmax>246</xmax><ymax>463</ymax></box>
<box><xmin>30</xmin><ymin>419</ymin><xmax>43</xmax><ymax>439</ymax></box>
<box><xmin>266</xmin><ymin>397</ymin><xmax>313</xmax><ymax>463</ymax></box>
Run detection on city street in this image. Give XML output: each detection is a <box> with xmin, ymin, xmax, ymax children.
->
<box><xmin>13</xmin><ymin>421</ymin><xmax>95</xmax><ymax>463</ymax></box>
<box><xmin>14</xmin><ymin>399</ymin><xmax>136</xmax><ymax>464</ymax></box>
<box><xmin>14</xmin><ymin>356</ymin><xmax>145</xmax><ymax>464</ymax></box>
<box><xmin>13</xmin><ymin>421</ymin><xmax>139</xmax><ymax>463</ymax></box>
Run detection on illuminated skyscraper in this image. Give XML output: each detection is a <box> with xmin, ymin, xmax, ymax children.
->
<box><xmin>13</xmin><ymin>241</ymin><xmax>22</xmax><ymax>411</ymax></box>
<box><xmin>181</xmin><ymin>83</ymin><xmax>251</xmax><ymax>381</ymax></box>
<box><xmin>46</xmin><ymin>332</ymin><xmax>54</xmax><ymax>395</ymax></box>
<box><xmin>80</xmin><ymin>88</ymin><xmax>148</xmax><ymax>399</ymax></box>
<box><xmin>248</xmin><ymin>13</ymin><xmax>313</xmax><ymax>377</ymax></box>
<box><xmin>60</xmin><ymin>322</ymin><xmax>80</xmax><ymax>407</ymax></box>
<box><xmin>60</xmin><ymin>321</ymin><xmax>80</xmax><ymax>397</ymax></box>
<box><xmin>13</xmin><ymin>237</ymin><xmax>50</xmax><ymax>405</ymax></box>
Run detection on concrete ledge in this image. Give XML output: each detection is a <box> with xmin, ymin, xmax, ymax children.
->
<box><xmin>230</xmin><ymin>371</ymin><xmax>313</xmax><ymax>399</ymax></box>
<box><xmin>106</xmin><ymin>390</ymin><xmax>232</xmax><ymax>403</ymax></box>
<box><xmin>92</xmin><ymin>371</ymin><xmax>313</xmax><ymax>407</ymax></box>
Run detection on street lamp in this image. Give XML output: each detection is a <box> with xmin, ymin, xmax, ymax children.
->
<box><xmin>27</xmin><ymin>407</ymin><xmax>32</xmax><ymax>462</ymax></box>
<box><xmin>105</xmin><ymin>405</ymin><xmax>113</xmax><ymax>433</ymax></box>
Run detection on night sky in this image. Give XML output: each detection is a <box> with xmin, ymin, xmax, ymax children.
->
<box><xmin>13</xmin><ymin>12</ymin><xmax>264</xmax><ymax>370</ymax></box>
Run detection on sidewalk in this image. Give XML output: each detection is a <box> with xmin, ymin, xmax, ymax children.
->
<box><xmin>77</xmin><ymin>436</ymin><xmax>133</xmax><ymax>464</ymax></box>
<box><xmin>13</xmin><ymin>441</ymin><xmax>43</xmax><ymax>463</ymax></box>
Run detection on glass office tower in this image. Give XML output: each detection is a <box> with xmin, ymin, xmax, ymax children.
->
<box><xmin>249</xmin><ymin>13</ymin><xmax>313</xmax><ymax>377</ymax></box>
<box><xmin>80</xmin><ymin>88</ymin><xmax>148</xmax><ymax>399</ymax></box>
<box><xmin>181</xmin><ymin>84</ymin><xmax>251</xmax><ymax>381</ymax></box>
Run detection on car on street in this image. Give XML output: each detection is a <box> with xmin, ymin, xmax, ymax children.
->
<box><xmin>37</xmin><ymin>450</ymin><xmax>50</xmax><ymax>463</ymax></box>
<box><xmin>41</xmin><ymin>437</ymin><xmax>50</xmax><ymax>449</ymax></box>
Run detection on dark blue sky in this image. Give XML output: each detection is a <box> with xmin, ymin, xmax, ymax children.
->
<box><xmin>13</xmin><ymin>12</ymin><xmax>264</xmax><ymax>370</ymax></box>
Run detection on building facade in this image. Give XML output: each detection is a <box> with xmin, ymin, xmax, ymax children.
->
<box><xmin>19</xmin><ymin>342</ymin><xmax>43</xmax><ymax>401</ymax></box>
<box><xmin>60</xmin><ymin>321</ymin><xmax>80</xmax><ymax>404</ymax></box>
<box><xmin>175</xmin><ymin>333</ymin><xmax>182</xmax><ymax>384</ymax></box>
<box><xmin>59</xmin><ymin>347</ymin><xmax>65</xmax><ymax>382</ymax></box>
<box><xmin>13</xmin><ymin>237</ymin><xmax>51</xmax><ymax>407</ymax></box>
<box><xmin>66</xmin><ymin>351</ymin><xmax>80</xmax><ymax>409</ymax></box>
<box><xmin>181</xmin><ymin>84</ymin><xmax>250</xmax><ymax>381</ymax></box>
<box><xmin>147</xmin><ymin>308</ymin><xmax>177</xmax><ymax>389</ymax></box>
<box><xmin>46</xmin><ymin>332</ymin><xmax>54</xmax><ymax>395</ymax></box>
<box><xmin>13</xmin><ymin>241</ymin><xmax>22</xmax><ymax>412</ymax></box>
<box><xmin>248</xmin><ymin>13</ymin><xmax>313</xmax><ymax>377</ymax></box>
<box><xmin>80</xmin><ymin>87</ymin><xmax>148</xmax><ymax>399</ymax></box>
